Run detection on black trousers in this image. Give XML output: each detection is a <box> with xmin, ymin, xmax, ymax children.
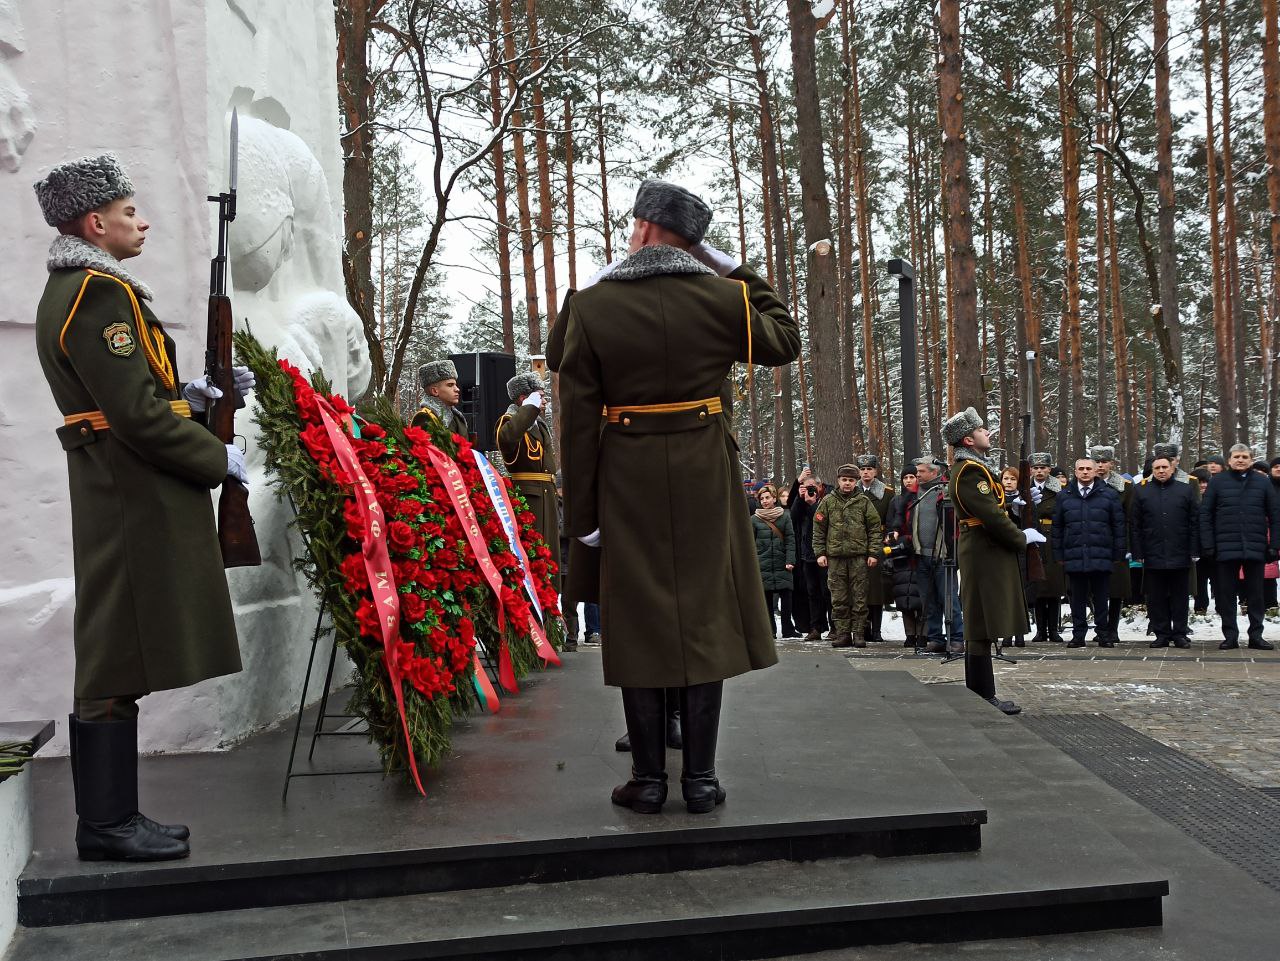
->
<box><xmin>1145</xmin><ymin>568</ymin><xmax>1191</xmax><ymax>643</ymax></box>
<box><xmin>1194</xmin><ymin>563</ymin><xmax>1213</xmax><ymax>612</ymax></box>
<box><xmin>764</xmin><ymin>589</ymin><xmax>794</xmax><ymax>637</ymax></box>
<box><xmin>803</xmin><ymin>560</ymin><xmax>831</xmax><ymax>632</ymax></box>
<box><xmin>1215</xmin><ymin>560</ymin><xmax>1267</xmax><ymax>643</ymax></box>
<box><xmin>1068</xmin><ymin>572</ymin><xmax>1111</xmax><ymax>642</ymax></box>
<box><xmin>790</xmin><ymin>565</ymin><xmax>812</xmax><ymax>633</ymax></box>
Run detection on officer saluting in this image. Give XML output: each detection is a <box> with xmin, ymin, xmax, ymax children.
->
<box><xmin>944</xmin><ymin>407</ymin><xmax>1045</xmax><ymax>715</ymax></box>
<box><xmin>33</xmin><ymin>155</ymin><xmax>248</xmax><ymax>861</ymax></box>
<box><xmin>412</xmin><ymin>358</ymin><xmax>469</xmax><ymax>437</ymax></box>
<box><xmin>497</xmin><ymin>372</ymin><xmax>559</xmax><ymax>590</ymax></box>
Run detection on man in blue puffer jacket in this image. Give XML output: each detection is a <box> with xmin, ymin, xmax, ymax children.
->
<box><xmin>1200</xmin><ymin>444</ymin><xmax>1280</xmax><ymax>650</ymax></box>
<box><xmin>1053</xmin><ymin>457</ymin><xmax>1127</xmax><ymax>647</ymax></box>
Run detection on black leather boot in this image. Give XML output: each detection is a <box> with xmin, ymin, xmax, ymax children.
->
<box><xmin>72</xmin><ymin>717</ymin><xmax>189</xmax><ymax>861</ymax></box>
<box><xmin>611</xmin><ymin>688</ymin><xmax>667</xmax><ymax>813</ymax></box>
<box><xmin>1031</xmin><ymin>602</ymin><xmax>1047</xmax><ymax>643</ymax></box>
<box><xmin>964</xmin><ymin>649</ymin><xmax>1021</xmax><ymax>715</ymax></box>
<box><xmin>680</xmin><ymin>681</ymin><xmax>726</xmax><ymax>814</ymax></box>
<box><xmin>867</xmin><ymin>606</ymin><xmax>884</xmax><ymax>642</ymax></box>
<box><xmin>664</xmin><ymin>687</ymin><xmax>683</xmax><ymax>749</ymax></box>
<box><xmin>70</xmin><ymin>715</ymin><xmax>189</xmax><ymax>842</ymax></box>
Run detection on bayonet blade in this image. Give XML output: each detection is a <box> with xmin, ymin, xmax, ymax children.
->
<box><xmin>229</xmin><ymin>108</ymin><xmax>239</xmax><ymax>194</ymax></box>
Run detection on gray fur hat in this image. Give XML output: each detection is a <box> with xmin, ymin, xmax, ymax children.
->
<box><xmin>1028</xmin><ymin>452</ymin><xmax>1052</xmax><ymax>468</ymax></box>
<box><xmin>1152</xmin><ymin>442</ymin><xmax>1179</xmax><ymax>461</ymax></box>
<box><xmin>942</xmin><ymin>407</ymin><xmax>984</xmax><ymax>447</ymax></box>
<box><xmin>632</xmin><ymin>179</ymin><xmax>712</xmax><ymax>244</ymax></box>
<box><xmin>418</xmin><ymin>359</ymin><xmax>458</xmax><ymax>388</ymax></box>
<box><xmin>836</xmin><ymin>464</ymin><xmax>859</xmax><ymax>478</ymax></box>
<box><xmin>1089</xmin><ymin>445</ymin><xmax>1117</xmax><ymax>462</ymax></box>
<box><xmin>507</xmin><ymin>372</ymin><xmax>544</xmax><ymax>401</ymax></box>
<box><xmin>854</xmin><ymin>454</ymin><xmax>879</xmax><ymax>470</ymax></box>
<box><xmin>34</xmin><ymin>154</ymin><xmax>135</xmax><ymax>227</ymax></box>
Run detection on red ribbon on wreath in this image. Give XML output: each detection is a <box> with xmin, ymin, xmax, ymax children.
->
<box><xmin>314</xmin><ymin>398</ymin><xmax>425</xmax><ymax>795</ymax></box>
<box><xmin>421</xmin><ymin>443</ymin><xmax>519</xmax><ymax>694</ymax></box>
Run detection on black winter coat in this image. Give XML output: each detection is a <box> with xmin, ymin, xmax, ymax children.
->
<box><xmin>1130</xmin><ymin>477</ymin><xmax>1199</xmax><ymax>569</ymax></box>
<box><xmin>1052</xmin><ymin>481</ymin><xmax>1126</xmax><ymax>574</ymax></box>
<box><xmin>1199</xmin><ymin>469</ymin><xmax>1280</xmax><ymax>562</ymax></box>
<box><xmin>886</xmin><ymin>489</ymin><xmax>922</xmax><ymax>612</ymax></box>
<box><xmin>788</xmin><ymin>480</ymin><xmax>819</xmax><ymax>563</ymax></box>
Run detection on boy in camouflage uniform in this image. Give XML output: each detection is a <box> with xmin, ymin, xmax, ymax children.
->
<box><xmin>812</xmin><ymin>465</ymin><xmax>883</xmax><ymax>648</ymax></box>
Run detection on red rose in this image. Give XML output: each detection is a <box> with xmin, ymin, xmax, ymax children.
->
<box><xmin>338</xmin><ymin>553</ymin><xmax>367</xmax><ymax>594</ymax></box>
<box><xmin>361</xmin><ymin>422</ymin><xmax>386</xmax><ymax>440</ymax></box>
<box><xmin>400</xmin><ymin>591</ymin><xmax>427</xmax><ymax>624</ymax></box>
<box><xmin>387</xmin><ymin>520</ymin><xmax>417</xmax><ymax>554</ymax></box>
<box><xmin>398</xmin><ymin>498</ymin><xmax>425</xmax><ymax>519</ymax></box>
<box><xmin>343</xmin><ymin>499</ymin><xmax>366</xmax><ymax>540</ymax></box>
<box><xmin>354</xmin><ymin>598</ymin><xmax>383</xmax><ymax>639</ymax></box>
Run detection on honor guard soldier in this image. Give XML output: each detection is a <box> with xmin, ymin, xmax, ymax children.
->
<box><xmin>33</xmin><ymin>155</ymin><xmax>248</xmax><ymax>861</ymax></box>
<box><xmin>497</xmin><ymin>372</ymin><xmax>560</xmax><ymax>590</ymax></box>
<box><xmin>559</xmin><ymin>178</ymin><xmax>800</xmax><ymax>815</ymax></box>
<box><xmin>411</xmin><ymin>358</ymin><xmax>469</xmax><ymax>437</ymax></box>
<box><xmin>1090</xmin><ymin>445</ymin><xmax>1133</xmax><ymax>645</ymax></box>
<box><xmin>1027</xmin><ymin>452</ymin><xmax>1066</xmax><ymax>643</ymax></box>
<box><xmin>944</xmin><ymin>407</ymin><xmax>1045</xmax><ymax>714</ymax></box>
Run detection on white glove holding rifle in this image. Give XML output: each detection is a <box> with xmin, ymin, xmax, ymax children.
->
<box><xmin>184</xmin><ymin>366</ymin><xmax>255</xmax><ymax>412</ymax></box>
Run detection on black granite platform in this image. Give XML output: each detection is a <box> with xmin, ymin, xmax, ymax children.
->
<box><xmin>17</xmin><ymin>654</ymin><xmax>986</xmax><ymax>927</ymax></box>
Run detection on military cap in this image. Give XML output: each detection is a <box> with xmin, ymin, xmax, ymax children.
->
<box><xmin>1089</xmin><ymin>445</ymin><xmax>1116</xmax><ymax>462</ymax></box>
<box><xmin>632</xmin><ymin>179</ymin><xmax>712</xmax><ymax>244</ymax></box>
<box><xmin>1152</xmin><ymin>442</ymin><xmax>1179</xmax><ymax>461</ymax></box>
<box><xmin>1028</xmin><ymin>452</ymin><xmax>1052</xmax><ymax>468</ymax></box>
<box><xmin>34</xmin><ymin>153</ymin><xmax>135</xmax><ymax>227</ymax></box>
<box><xmin>417</xmin><ymin>359</ymin><xmax>457</xmax><ymax>389</ymax></box>
<box><xmin>942</xmin><ymin>407</ymin><xmax>984</xmax><ymax>447</ymax></box>
<box><xmin>836</xmin><ymin>464</ymin><xmax>859</xmax><ymax>478</ymax></box>
<box><xmin>507</xmin><ymin>372</ymin><xmax>544</xmax><ymax>401</ymax></box>
<box><xmin>854</xmin><ymin>454</ymin><xmax>879</xmax><ymax>470</ymax></box>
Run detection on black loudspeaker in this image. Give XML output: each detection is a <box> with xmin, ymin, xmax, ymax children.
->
<box><xmin>449</xmin><ymin>352</ymin><xmax>516</xmax><ymax>451</ymax></box>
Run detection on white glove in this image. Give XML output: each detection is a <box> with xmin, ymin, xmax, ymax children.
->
<box><xmin>581</xmin><ymin>260</ymin><xmax>619</xmax><ymax>288</ymax></box>
<box><xmin>1022</xmin><ymin>528</ymin><xmax>1046</xmax><ymax>545</ymax></box>
<box><xmin>524</xmin><ymin>390</ymin><xmax>544</xmax><ymax>410</ymax></box>
<box><xmin>1126</xmin><ymin>552</ymin><xmax>1133</xmax><ymax>561</ymax></box>
<box><xmin>1011</xmin><ymin>496</ymin><xmax>1026</xmax><ymax>507</ymax></box>
<box><xmin>689</xmin><ymin>241</ymin><xmax>739</xmax><ymax>277</ymax></box>
<box><xmin>183</xmin><ymin>375</ymin><xmax>223</xmax><ymax>413</ymax></box>
<box><xmin>1030</xmin><ymin>485</ymin><xmax>1043</xmax><ymax>505</ymax></box>
<box><xmin>225</xmin><ymin>444</ymin><xmax>249</xmax><ymax>487</ymax></box>
<box><xmin>577</xmin><ymin>528</ymin><xmax>601</xmax><ymax>548</ymax></box>
<box><xmin>232</xmin><ymin>366</ymin><xmax>256</xmax><ymax>394</ymax></box>
<box><xmin>1193</xmin><ymin>556</ymin><xmax>1200</xmax><ymax>563</ymax></box>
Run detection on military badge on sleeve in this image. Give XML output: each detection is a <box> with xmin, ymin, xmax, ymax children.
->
<box><xmin>103</xmin><ymin>323</ymin><xmax>136</xmax><ymax>357</ymax></box>
<box><xmin>977</xmin><ymin>481</ymin><xmax>991</xmax><ymax>495</ymax></box>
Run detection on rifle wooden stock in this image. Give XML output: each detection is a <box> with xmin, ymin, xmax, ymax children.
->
<box><xmin>1018</xmin><ymin>414</ymin><xmax>1045</xmax><ymax>583</ymax></box>
<box><xmin>208</xmin><ymin>293</ymin><xmax>261</xmax><ymax>568</ymax></box>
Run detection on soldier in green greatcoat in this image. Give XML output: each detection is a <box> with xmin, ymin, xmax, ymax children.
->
<box><xmin>559</xmin><ymin>179</ymin><xmax>800</xmax><ymax>815</ymax></box>
<box><xmin>944</xmin><ymin>407</ymin><xmax>1045</xmax><ymax>715</ymax></box>
<box><xmin>32</xmin><ymin>155</ymin><xmax>248</xmax><ymax>861</ymax></box>
<box><xmin>497</xmin><ymin>372</ymin><xmax>560</xmax><ymax>591</ymax></box>
<box><xmin>1028</xmin><ymin>452</ymin><xmax>1066</xmax><ymax>642</ymax></box>
<box><xmin>854</xmin><ymin>454</ymin><xmax>893</xmax><ymax>642</ymax></box>
<box><xmin>411</xmin><ymin>358</ymin><xmax>470</xmax><ymax>438</ymax></box>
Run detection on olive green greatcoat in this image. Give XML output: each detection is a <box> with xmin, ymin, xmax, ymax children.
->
<box><xmin>559</xmin><ymin>246</ymin><xmax>801</xmax><ymax>688</ymax></box>
<box><xmin>1032</xmin><ymin>479</ymin><xmax>1065</xmax><ymax>598</ymax></box>
<box><xmin>496</xmin><ymin>402</ymin><xmax>560</xmax><ymax>591</ymax></box>
<box><xmin>35</xmin><ymin>266</ymin><xmax>241</xmax><ymax>699</ymax></box>
<box><xmin>411</xmin><ymin>402</ymin><xmax>469</xmax><ymax>439</ymax></box>
<box><xmin>860</xmin><ymin>480</ymin><xmax>893</xmax><ymax>606</ymax></box>
<box><xmin>1102</xmin><ymin>472</ymin><xmax>1134</xmax><ymax>600</ymax></box>
<box><xmin>948</xmin><ymin>451</ymin><xmax>1030</xmax><ymax>641</ymax></box>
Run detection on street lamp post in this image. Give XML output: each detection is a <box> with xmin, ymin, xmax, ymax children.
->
<box><xmin>887</xmin><ymin>258</ymin><xmax>920</xmax><ymax>463</ymax></box>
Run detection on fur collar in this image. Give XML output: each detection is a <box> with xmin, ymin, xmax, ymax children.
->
<box><xmin>419</xmin><ymin>395</ymin><xmax>463</xmax><ymax>423</ymax></box>
<box><xmin>1035</xmin><ymin>475</ymin><xmax>1062</xmax><ymax>494</ymax></box>
<box><xmin>47</xmin><ymin>235</ymin><xmax>155</xmax><ymax>301</ymax></box>
<box><xmin>860</xmin><ymin>478</ymin><xmax>887</xmax><ymax>500</ymax></box>
<box><xmin>600</xmin><ymin>244</ymin><xmax>716</xmax><ymax>283</ymax></box>
<box><xmin>952</xmin><ymin>449</ymin><xmax>990</xmax><ymax>468</ymax></box>
<box><xmin>1101</xmin><ymin>470</ymin><xmax>1128</xmax><ymax>493</ymax></box>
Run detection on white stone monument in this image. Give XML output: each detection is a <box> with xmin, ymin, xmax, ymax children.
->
<box><xmin>0</xmin><ymin>0</ymin><xmax>368</xmax><ymax>753</ymax></box>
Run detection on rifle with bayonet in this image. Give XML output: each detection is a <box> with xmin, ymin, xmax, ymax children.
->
<box><xmin>206</xmin><ymin>108</ymin><xmax>261</xmax><ymax>568</ymax></box>
<box><xmin>1018</xmin><ymin>350</ymin><xmax>1045</xmax><ymax>583</ymax></box>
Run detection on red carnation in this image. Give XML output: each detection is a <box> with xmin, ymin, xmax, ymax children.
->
<box><xmin>387</xmin><ymin>520</ymin><xmax>417</xmax><ymax>554</ymax></box>
<box><xmin>343</xmin><ymin>499</ymin><xmax>367</xmax><ymax>540</ymax></box>
<box><xmin>400</xmin><ymin>591</ymin><xmax>428</xmax><ymax>624</ymax></box>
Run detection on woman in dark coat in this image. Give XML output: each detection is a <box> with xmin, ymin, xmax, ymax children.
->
<box><xmin>1000</xmin><ymin>467</ymin><xmax>1038</xmax><ymax>645</ymax></box>
<box><xmin>886</xmin><ymin>469</ymin><xmax>923</xmax><ymax>647</ymax></box>
<box><xmin>751</xmin><ymin>485</ymin><xmax>797</xmax><ymax>638</ymax></box>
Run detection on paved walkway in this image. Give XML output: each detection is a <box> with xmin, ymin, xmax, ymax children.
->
<box><xmin>777</xmin><ymin>607</ymin><xmax>1280</xmax><ymax>789</ymax></box>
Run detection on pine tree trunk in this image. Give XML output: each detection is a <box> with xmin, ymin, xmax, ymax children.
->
<box><xmin>525</xmin><ymin>0</ymin><xmax>556</xmax><ymax>349</ymax></box>
<box><xmin>563</xmin><ymin>54</ymin><xmax>578</xmax><ymax>290</ymax></box>
<box><xmin>845</xmin><ymin>0</ymin><xmax>876</xmax><ymax>453</ymax></box>
<box><xmin>1263</xmin><ymin>0</ymin><xmax>1280</xmax><ymax>453</ymax></box>
<box><xmin>594</xmin><ymin>63</ymin><xmax>612</xmax><ymax>263</ymax></box>
<box><xmin>937</xmin><ymin>0</ymin><xmax>981</xmax><ymax>411</ymax></box>
<box><xmin>1094</xmin><ymin>18</ymin><xmax>1110</xmax><ymax>446</ymax></box>
<box><xmin>1201</xmin><ymin>0</ymin><xmax>1236</xmax><ymax>449</ymax></box>
<box><xmin>1153</xmin><ymin>0</ymin><xmax>1181</xmax><ymax>444</ymax></box>
<box><xmin>727</xmin><ymin>92</ymin><xmax>760</xmax><ymax>473</ymax></box>
<box><xmin>1106</xmin><ymin>161</ymin><xmax>1136</xmax><ymax>466</ymax></box>
<box><xmin>488</xmin><ymin>0</ymin><xmax>515</xmax><ymax>354</ymax></box>
<box><xmin>336</xmin><ymin>0</ymin><xmax>383</xmax><ymax>390</ymax></box>
<box><xmin>501</xmin><ymin>0</ymin><xmax>540</xmax><ymax>350</ymax></box>
<box><xmin>1008</xmin><ymin>67</ymin><xmax>1043</xmax><ymax>450</ymax></box>
<box><xmin>776</xmin><ymin>125</ymin><xmax>815</xmax><ymax>464</ymax></box>
<box><xmin>785</xmin><ymin>0</ymin><xmax>847</xmax><ymax>480</ymax></box>
<box><xmin>1220</xmin><ymin>0</ymin><xmax>1249</xmax><ymax>443</ymax></box>
<box><xmin>1058</xmin><ymin>0</ymin><xmax>1086</xmax><ymax>455</ymax></box>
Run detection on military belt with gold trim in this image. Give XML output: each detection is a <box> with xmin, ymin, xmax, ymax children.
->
<box><xmin>510</xmin><ymin>471</ymin><xmax>555</xmax><ymax>483</ymax></box>
<box><xmin>959</xmin><ymin>517</ymin><xmax>984</xmax><ymax>528</ymax></box>
<box><xmin>63</xmin><ymin>400</ymin><xmax>193</xmax><ymax>432</ymax></box>
<box><xmin>604</xmin><ymin>396</ymin><xmax>722</xmax><ymax>426</ymax></box>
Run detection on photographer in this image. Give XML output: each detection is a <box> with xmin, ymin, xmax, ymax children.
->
<box><xmin>913</xmin><ymin>455</ymin><xmax>964</xmax><ymax>655</ymax></box>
